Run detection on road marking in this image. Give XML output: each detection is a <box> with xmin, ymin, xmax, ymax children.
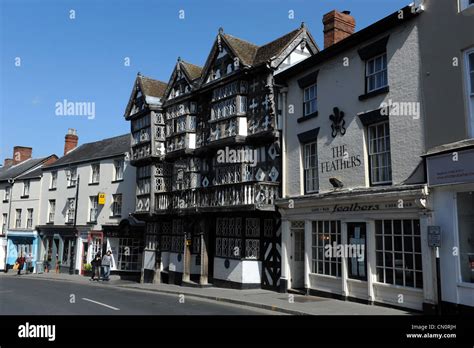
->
<box><xmin>81</xmin><ymin>298</ymin><xmax>120</xmax><ymax>311</ymax></box>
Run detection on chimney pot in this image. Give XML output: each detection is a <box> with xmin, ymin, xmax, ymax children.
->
<box><xmin>12</xmin><ymin>146</ymin><xmax>32</xmax><ymax>165</ymax></box>
<box><xmin>323</xmin><ymin>10</ymin><xmax>356</xmax><ymax>49</ymax></box>
<box><xmin>64</xmin><ymin>128</ymin><xmax>78</xmax><ymax>155</ymax></box>
<box><xmin>3</xmin><ymin>158</ymin><xmax>13</xmax><ymax>167</ymax></box>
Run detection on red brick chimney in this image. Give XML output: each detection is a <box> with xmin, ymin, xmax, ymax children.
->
<box><xmin>13</xmin><ymin>146</ymin><xmax>32</xmax><ymax>165</ymax></box>
<box><xmin>3</xmin><ymin>158</ymin><xmax>13</xmax><ymax>167</ymax></box>
<box><xmin>64</xmin><ymin>128</ymin><xmax>78</xmax><ymax>155</ymax></box>
<box><xmin>323</xmin><ymin>10</ymin><xmax>356</xmax><ymax>49</ymax></box>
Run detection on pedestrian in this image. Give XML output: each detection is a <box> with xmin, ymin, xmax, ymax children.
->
<box><xmin>25</xmin><ymin>253</ymin><xmax>32</xmax><ymax>274</ymax></box>
<box><xmin>101</xmin><ymin>250</ymin><xmax>113</xmax><ymax>281</ymax></box>
<box><xmin>15</xmin><ymin>253</ymin><xmax>26</xmax><ymax>275</ymax></box>
<box><xmin>90</xmin><ymin>253</ymin><xmax>101</xmax><ymax>281</ymax></box>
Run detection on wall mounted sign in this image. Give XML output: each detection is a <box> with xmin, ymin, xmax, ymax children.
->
<box><xmin>310</xmin><ymin>201</ymin><xmax>415</xmax><ymax>213</ymax></box>
<box><xmin>320</xmin><ymin>144</ymin><xmax>361</xmax><ymax>173</ymax></box>
<box><xmin>98</xmin><ymin>193</ymin><xmax>106</xmax><ymax>205</ymax></box>
<box><xmin>428</xmin><ymin>226</ymin><xmax>441</xmax><ymax>247</ymax></box>
<box><xmin>330</xmin><ymin>107</ymin><xmax>346</xmax><ymax>137</ymax></box>
<box><xmin>426</xmin><ymin>148</ymin><xmax>474</xmax><ymax>186</ymax></box>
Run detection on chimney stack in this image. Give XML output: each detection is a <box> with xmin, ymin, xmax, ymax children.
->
<box><xmin>3</xmin><ymin>158</ymin><xmax>13</xmax><ymax>167</ymax></box>
<box><xmin>64</xmin><ymin>128</ymin><xmax>78</xmax><ymax>155</ymax></box>
<box><xmin>323</xmin><ymin>10</ymin><xmax>356</xmax><ymax>49</ymax></box>
<box><xmin>12</xmin><ymin>146</ymin><xmax>32</xmax><ymax>165</ymax></box>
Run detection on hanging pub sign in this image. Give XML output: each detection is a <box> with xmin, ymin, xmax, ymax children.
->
<box><xmin>98</xmin><ymin>193</ymin><xmax>106</xmax><ymax>205</ymax></box>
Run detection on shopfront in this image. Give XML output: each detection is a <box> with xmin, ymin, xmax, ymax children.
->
<box><xmin>278</xmin><ymin>185</ymin><xmax>437</xmax><ymax>311</ymax></box>
<box><xmin>102</xmin><ymin>217</ymin><xmax>145</xmax><ymax>281</ymax></box>
<box><xmin>37</xmin><ymin>226</ymin><xmax>86</xmax><ymax>274</ymax></box>
<box><xmin>425</xmin><ymin>143</ymin><xmax>474</xmax><ymax>313</ymax></box>
<box><xmin>5</xmin><ymin>230</ymin><xmax>39</xmax><ymax>272</ymax></box>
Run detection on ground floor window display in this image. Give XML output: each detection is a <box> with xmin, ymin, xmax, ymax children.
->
<box><xmin>457</xmin><ymin>191</ymin><xmax>474</xmax><ymax>284</ymax></box>
<box><xmin>278</xmin><ymin>189</ymin><xmax>434</xmax><ymax>311</ymax></box>
<box><xmin>117</xmin><ymin>238</ymin><xmax>142</xmax><ymax>271</ymax></box>
<box><xmin>375</xmin><ymin>219</ymin><xmax>422</xmax><ymax>289</ymax></box>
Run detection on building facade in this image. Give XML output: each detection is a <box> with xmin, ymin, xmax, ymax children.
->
<box><xmin>275</xmin><ymin>6</ymin><xmax>436</xmax><ymax>311</ymax></box>
<box><xmin>125</xmin><ymin>26</ymin><xmax>318</xmax><ymax>289</ymax></box>
<box><xmin>37</xmin><ymin>130</ymin><xmax>138</xmax><ymax>276</ymax></box>
<box><xmin>0</xmin><ymin>146</ymin><xmax>57</xmax><ymax>272</ymax></box>
<box><xmin>419</xmin><ymin>0</ymin><xmax>474</xmax><ymax>313</ymax></box>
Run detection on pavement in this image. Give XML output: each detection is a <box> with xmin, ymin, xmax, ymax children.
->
<box><xmin>0</xmin><ymin>271</ymin><xmax>413</xmax><ymax>315</ymax></box>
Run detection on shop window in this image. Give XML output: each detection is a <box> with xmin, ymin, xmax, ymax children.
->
<box><xmin>62</xmin><ymin>238</ymin><xmax>75</xmax><ymax>266</ymax></box>
<box><xmin>375</xmin><ymin>219</ymin><xmax>423</xmax><ymax>289</ymax></box>
<box><xmin>171</xmin><ymin>219</ymin><xmax>184</xmax><ymax>253</ymax></box>
<box><xmin>216</xmin><ymin>217</ymin><xmax>243</xmax><ymax>259</ymax></box>
<box><xmin>117</xmin><ymin>238</ymin><xmax>142</xmax><ymax>271</ymax></box>
<box><xmin>311</xmin><ymin>220</ymin><xmax>342</xmax><ymax>277</ymax></box>
<box><xmin>457</xmin><ymin>191</ymin><xmax>474</xmax><ymax>283</ymax></box>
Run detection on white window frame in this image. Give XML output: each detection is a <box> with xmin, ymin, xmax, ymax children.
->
<box><xmin>66</xmin><ymin>198</ymin><xmax>75</xmax><ymax>223</ymax></box>
<box><xmin>1</xmin><ymin>213</ymin><xmax>7</xmax><ymax>234</ymax></box>
<box><xmin>50</xmin><ymin>171</ymin><xmax>57</xmax><ymax>189</ymax></box>
<box><xmin>4</xmin><ymin>186</ymin><xmax>11</xmax><ymax>201</ymax></box>
<box><xmin>89</xmin><ymin>196</ymin><xmax>98</xmax><ymax>222</ymax></box>
<box><xmin>114</xmin><ymin>160</ymin><xmax>124</xmax><ymax>181</ymax></box>
<box><xmin>303</xmin><ymin>141</ymin><xmax>319</xmax><ymax>193</ymax></box>
<box><xmin>465</xmin><ymin>49</ymin><xmax>474</xmax><ymax>137</ymax></box>
<box><xmin>112</xmin><ymin>194</ymin><xmax>122</xmax><ymax>217</ymax></box>
<box><xmin>26</xmin><ymin>208</ymin><xmax>33</xmax><ymax>229</ymax></box>
<box><xmin>303</xmin><ymin>84</ymin><xmax>317</xmax><ymax>116</ymax></box>
<box><xmin>368</xmin><ymin>121</ymin><xmax>392</xmax><ymax>185</ymax></box>
<box><xmin>15</xmin><ymin>209</ymin><xmax>22</xmax><ymax>229</ymax></box>
<box><xmin>23</xmin><ymin>180</ymin><xmax>30</xmax><ymax>197</ymax></box>
<box><xmin>48</xmin><ymin>200</ymin><xmax>56</xmax><ymax>223</ymax></box>
<box><xmin>375</xmin><ymin>219</ymin><xmax>423</xmax><ymax>289</ymax></box>
<box><xmin>366</xmin><ymin>53</ymin><xmax>388</xmax><ymax>93</ymax></box>
<box><xmin>91</xmin><ymin>163</ymin><xmax>100</xmax><ymax>184</ymax></box>
<box><xmin>311</xmin><ymin>220</ymin><xmax>342</xmax><ymax>277</ymax></box>
<box><xmin>66</xmin><ymin>168</ymin><xmax>77</xmax><ymax>187</ymax></box>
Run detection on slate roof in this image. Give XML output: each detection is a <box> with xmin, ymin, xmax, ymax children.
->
<box><xmin>253</xmin><ymin>28</ymin><xmax>302</xmax><ymax>65</ymax></box>
<box><xmin>222</xmin><ymin>34</ymin><xmax>259</xmax><ymax>66</ymax></box>
<box><xmin>0</xmin><ymin>158</ymin><xmax>49</xmax><ymax>182</ymax></box>
<box><xmin>16</xmin><ymin>167</ymin><xmax>43</xmax><ymax>180</ymax></box>
<box><xmin>181</xmin><ymin>61</ymin><xmax>203</xmax><ymax>81</ymax></box>
<box><xmin>139</xmin><ymin>75</ymin><xmax>168</xmax><ymax>98</ymax></box>
<box><xmin>44</xmin><ymin>134</ymin><xmax>130</xmax><ymax>169</ymax></box>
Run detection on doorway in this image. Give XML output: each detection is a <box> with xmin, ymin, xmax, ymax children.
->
<box><xmin>290</xmin><ymin>221</ymin><xmax>305</xmax><ymax>289</ymax></box>
<box><xmin>347</xmin><ymin>222</ymin><xmax>367</xmax><ymax>281</ymax></box>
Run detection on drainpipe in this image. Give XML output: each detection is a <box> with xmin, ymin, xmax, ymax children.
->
<box><xmin>279</xmin><ymin>87</ymin><xmax>289</xmax><ymax>198</ymax></box>
<box><xmin>70</xmin><ymin>175</ymin><xmax>80</xmax><ymax>275</ymax></box>
<box><xmin>4</xmin><ymin>178</ymin><xmax>14</xmax><ymax>272</ymax></box>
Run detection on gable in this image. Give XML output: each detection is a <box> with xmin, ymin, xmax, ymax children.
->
<box><xmin>201</xmin><ymin>35</ymin><xmax>245</xmax><ymax>85</ymax></box>
<box><xmin>270</xmin><ymin>29</ymin><xmax>318</xmax><ymax>72</ymax></box>
<box><xmin>124</xmin><ymin>78</ymin><xmax>146</xmax><ymax>118</ymax></box>
<box><xmin>164</xmin><ymin>61</ymin><xmax>198</xmax><ymax>101</ymax></box>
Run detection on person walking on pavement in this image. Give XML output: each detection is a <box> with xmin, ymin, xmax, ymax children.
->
<box><xmin>101</xmin><ymin>250</ymin><xmax>113</xmax><ymax>281</ymax></box>
<box><xmin>90</xmin><ymin>253</ymin><xmax>101</xmax><ymax>281</ymax></box>
<box><xmin>15</xmin><ymin>253</ymin><xmax>26</xmax><ymax>275</ymax></box>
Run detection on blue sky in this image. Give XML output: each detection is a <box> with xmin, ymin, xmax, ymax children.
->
<box><xmin>0</xmin><ymin>0</ymin><xmax>410</xmax><ymax>163</ymax></box>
